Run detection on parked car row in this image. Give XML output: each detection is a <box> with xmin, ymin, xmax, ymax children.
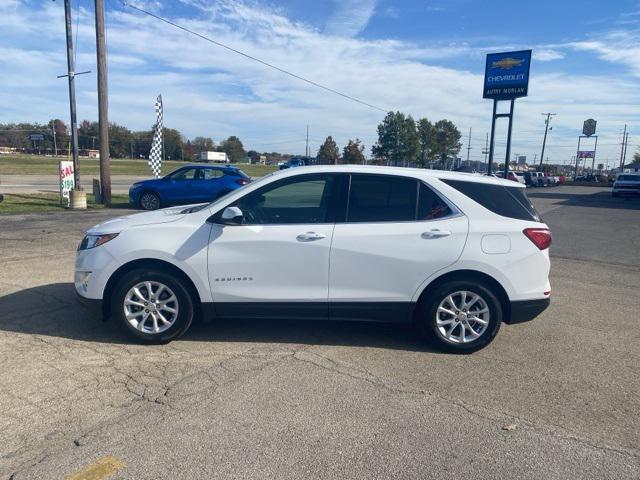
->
<box><xmin>495</xmin><ymin>171</ymin><xmax>563</xmax><ymax>187</ymax></box>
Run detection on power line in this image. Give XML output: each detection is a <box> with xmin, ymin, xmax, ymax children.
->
<box><xmin>120</xmin><ymin>1</ymin><xmax>389</xmax><ymax>113</ymax></box>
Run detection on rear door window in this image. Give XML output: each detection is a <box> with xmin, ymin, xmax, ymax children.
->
<box><xmin>200</xmin><ymin>168</ymin><xmax>222</xmax><ymax>180</ymax></box>
<box><xmin>441</xmin><ymin>179</ymin><xmax>541</xmax><ymax>222</ymax></box>
<box><xmin>346</xmin><ymin>174</ymin><xmax>453</xmax><ymax>223</ymax></box>
<box><xmin>347</xmin><ymin>174</ymin><xmax>417</xmax><ymax>222</ymax></box>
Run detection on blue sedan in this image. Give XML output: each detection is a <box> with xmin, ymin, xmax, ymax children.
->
<box><xmin>129</xmin><ymin>165</ymin><xmax>251</xmax><ymax>210</ymax></box>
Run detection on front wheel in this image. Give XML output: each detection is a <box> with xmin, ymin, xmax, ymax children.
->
<box><xmin>111</xmin><ymin>269</ymin><xmax>194</xmax><ymax>344</ymax></box>
<box><xmin>416</xmin><ymin>281</ymin><xmax>502</xmax><ymax>353</ymax></box>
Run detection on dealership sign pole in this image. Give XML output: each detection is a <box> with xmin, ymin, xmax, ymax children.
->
<box><xmin>574</xmin><ymin>119</ymin><xmax>597</xmax><ymax>177</ymax></box>
<box><xmin>483</xmin><ymin>50</ymin><xmax>532</xmax><ymax>176</ymax></box>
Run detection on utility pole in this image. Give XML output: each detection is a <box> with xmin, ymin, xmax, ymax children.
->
<box><xmin>482</xmin><ymin>132</ymin><xmax>488</xmax><ymax>168</ymax></box>
<box><xmin>62</xmin><ymin>0</ymin><xmax>81</xmax><ymax>197</ymax></box>
<box><xmin>619</xmin><ymin>125</ymin><xmax>627</xmax><ymax>170</ymax></box>
<box><xmin>305</xmin><ymin>124</ymin><xmax>309</xmax><ymax>157</ymax></box>
<box><xmin>466</xmin><ymin>127</ymin><xmax>472</xmax><ymax>163</ymax></box>
<box><xmin>52</xmin><ymin>123</ymin><xmax>58</xmax><ymax>156</ymax></box>
<box><xmin>95</xmin><ymin>0</ymin><xmax>111</xmax><ymax>204</ymax></box>
<box><xmin>539</xmin><ymin>112</ymin><xmax>556</xmax><ymax>169</ymax></box>
<box><xmin>621</xmin><ymin>131</ymin><xmax>629</xmax><ymax>171</ymax></box>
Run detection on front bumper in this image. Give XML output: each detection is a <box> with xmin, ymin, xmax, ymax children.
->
<box><xmin>612</xmin><ymin>187</ymin><xmax>640</xmax><ymax>196</ymax></box>
<box><xmin>506</xmin><ymin>298</ymin><xmax>550</xmax><ymax>324</ymax></box>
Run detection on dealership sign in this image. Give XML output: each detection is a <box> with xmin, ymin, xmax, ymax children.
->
<box><xmin>577</xmin><ymin>151</ymin><xmax>595</xmax><ymax>159</ymax></box>
<box><xmin>59</xmin><ymin>161</ymin><xmax>75</xmax><ymax>205</ymax></box>
<box><xmin>582</xmin><ymin>119</ymin><xmax>597</xmax><ymax>137</ymax></box>
<box><xmin>483</xmin><ymin>50</ymin><xmax>532</xmax><ymax>100</ymax></box>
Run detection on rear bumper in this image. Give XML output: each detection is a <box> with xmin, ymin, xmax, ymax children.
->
<box><xmin>506</xmin><ymin>298</ymin><xmax>550</xmax><ymax>324</ymax></box>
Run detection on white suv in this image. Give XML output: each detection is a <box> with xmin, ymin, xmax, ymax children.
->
<box><xmin>75</xmin><ymin>166</ymin><xmax>551</xmax><ymax>353</ymax></box>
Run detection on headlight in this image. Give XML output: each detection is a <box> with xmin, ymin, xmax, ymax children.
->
<box><xmin>78</xmin><ymin>233</ymin><xmax>119</xmax><ymax>251</ymax></box>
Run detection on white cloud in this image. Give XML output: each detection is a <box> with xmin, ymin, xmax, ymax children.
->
<box><xmin>534</xmin><ymin>49</ymin><xmax>565</xmax><ymax>62</ymax></box>
<box><xmin>324</xmin><ymin>0</ymin><xmax>377</xmax><ymax>37</ymax></box>
<box><xmin>570</xmin><ymin>31</ymin><xmax>640</xmax><ymax>76</ymax></box>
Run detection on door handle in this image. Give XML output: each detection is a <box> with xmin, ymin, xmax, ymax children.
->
<box><xmin>296</xmin><ymin>232</ymin><xmax>326</xmax><ymax>242</ymax></box>
<box><xmin>421</xmin><ymin>229</ymin><xmax>451</xmax><ymax>239</ymax></box>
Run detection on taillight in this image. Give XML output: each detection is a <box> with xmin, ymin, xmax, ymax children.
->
<box><xmin>235</xmin><ymin>179</ymin><xmax>250</xmax><ymax>186</ymax></box>
<box><xmin>523</xmin><ymin>228</ymin><xmax>552</xmax><ymax>250</ymax></box>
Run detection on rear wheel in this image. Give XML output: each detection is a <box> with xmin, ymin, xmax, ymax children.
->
<box><xmin>139</xmin><ymin>191</ymin><xmax>161</xmax><ymax>210</ymax></box>
<box><xmin>416</xmin><ymin>280</ymin><xmax>502</xmax><ymax>353</ymax></box>
<box><xmin>111</xmin><ymin>269</ymin><xmax>194</xmax><ymax>344</ymax></box>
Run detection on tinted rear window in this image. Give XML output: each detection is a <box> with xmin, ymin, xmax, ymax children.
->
<box><xmin>348</xmin><ymin>175</ymin><xmax>417</xmax><ymax>222</ymax></box>
<box><xmin>617</xmin><ymin>175</ymin><xmax>640</xmax><ymax>181</ymax></box>
<box><xmin>346</xmin><ymin>174</ymin><xmax>452</xmax><ymax>223</ymax></box>
<box><xmin>442</xmin><ymin>179</ymin><xmax>541</xmax><ymax>222</ymax></box>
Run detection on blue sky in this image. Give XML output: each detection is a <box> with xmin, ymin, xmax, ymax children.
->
<box><xmin>2</xmin><ymin>0</ymin><xmax>640</xmax><ymax>165</ymax></box>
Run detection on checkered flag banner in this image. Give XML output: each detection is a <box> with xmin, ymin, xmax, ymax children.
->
<box><xmin>148</xmin><ymin>95</ymin><xmax>163</xmax><ymax>178</ymax></box>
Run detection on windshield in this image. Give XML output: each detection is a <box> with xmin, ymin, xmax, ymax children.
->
<box><xmin>617</xmin><ymin>175</ymin><xmax>640</xmax><ymax>181</ymax></box>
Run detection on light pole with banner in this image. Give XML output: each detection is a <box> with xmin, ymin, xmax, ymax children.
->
<box><xmin>574</xmin><ymin>119</ymin><xmax>597</xmax><ymax>177</ymax></box>
<box><xmin>483</xmin><ymin>50</ymin><xmax>532</xmax><ymax>177</ymax></box>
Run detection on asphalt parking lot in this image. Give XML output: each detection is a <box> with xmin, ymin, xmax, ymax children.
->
<box><xmin>1</xmin><ymin>185</ymin><xmax>639</xmax><ymax>479</ymax></box>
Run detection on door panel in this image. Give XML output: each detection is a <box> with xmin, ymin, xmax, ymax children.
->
<box><xmin>208</xmin><ymin>223</ymin><xmax>334</xmax><ymax>304</ymax></box>
<box><xmin>329</xmin><ymin>216</ymin><xmax>468</xmax><ymax>303</ymax></box>
<box><xmin>207</xmin><ymin>173</ymin><xmax>344</xmax><ymax>319</ymax></box>
<box><xmin>329</xmin><ymin>174</ymin><xmax>469</xmax><ymax>308</ymax></box>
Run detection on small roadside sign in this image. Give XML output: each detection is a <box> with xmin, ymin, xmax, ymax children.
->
<box><xmin>59</xmin><ymin>161</ymin><xmax>75</xmax><ymax>206</ymax></box>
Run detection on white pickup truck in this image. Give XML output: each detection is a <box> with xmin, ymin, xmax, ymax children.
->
<box><xmin>612</xmin><ymin>173</ymin><xmax>640</xmax><ymax>197</ymax></box>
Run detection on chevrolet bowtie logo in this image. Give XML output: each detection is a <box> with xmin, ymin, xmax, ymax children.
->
<box><xmin>491</xmin><ymin>57</ymin><xmax>525</xmax><ymax>70</ymax></box>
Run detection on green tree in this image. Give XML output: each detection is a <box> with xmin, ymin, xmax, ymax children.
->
<box><xmin>107</xmin><ymin>122</ymin><xmax>133</xmax><ymax>158</ymax></box>
<box><xmin>247</xmin><ymin>150</ymin><xmax>260</xmax><ymax>164</ymax></box>
<box><xmin>163</xmin><ymin>128</ymin><xmax>183</xmax><ymax>160</ymax></box>
<box><xmin>78</xmin><ymin>120</ymin><xmax>99</xmax><ymax>150</ymax></box>
<box><xmin>342</xmin><ymin>138</ymin><xmax>365</xmax><ymax>164</ymax></box>
<box><xmin>432</xmin><ymin>119</ymin><xmax>462</xmax><ymax>168</ymax></box>
<box><xmin>192</xmin><ymin>136</ymin><xmax>215</xmax><ymax>157</ymax></box>
<box><xmin>371</xmin><ymin>111</ymin><xmax>419</xmax><ymax>166</ymax></box>
<box><xmin>317</xmin><ymin>136</ymin><xmax>340</xmax><ymax>165</ymax></box>
<box><xmin>219</xmin><ymin>135</ymin><xmax>245</xmax><ymax>162</ymax></box>
<box><xmin>416</xmin><ymin>118</ymin><xmax>434</xmax><ymax>168</ymax></box>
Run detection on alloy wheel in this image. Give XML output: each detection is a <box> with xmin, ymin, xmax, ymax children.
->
<box><xmin>123</xmin><ymin>281</ymin><xmax>179</xmax><ymax>334</ymax></box>
<box><xmin>140</xmin><ymin>193</ymin><xmax>159</xmax><ymax>210</ymax></box>
<box><xmin>436</xmin><ymin>290</ymin><xmax>490</xmax><ymax>343</ymax></box>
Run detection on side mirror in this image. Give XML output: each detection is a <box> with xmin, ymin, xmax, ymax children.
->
<box><xmin>218</xmin><ymin>206</ymin><xmax>243</xmax><ymax>225</ymax></box>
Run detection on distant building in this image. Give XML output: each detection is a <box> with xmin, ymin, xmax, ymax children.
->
<box><xmin>86</xmin><ymin>149</ymin><xmax>100</xmax><ymax>159</ymax></box>
<box><xmin>517</xmin><ymin>155</ymin><xmax>526</xmax><ymax>165</ymax></box>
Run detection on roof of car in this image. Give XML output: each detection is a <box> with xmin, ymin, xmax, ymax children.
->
<box><xmin>180</xmin><ymin>164</ymin><xmax>239</xmax><ymax>169</ymax></box>
<box><xmin>270</xmin><ymin>164</ymin><xmax>522</xmax><ymax>188</ymax></box>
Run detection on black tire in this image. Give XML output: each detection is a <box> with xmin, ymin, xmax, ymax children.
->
<box><xmin>416</xmin><ymin>280</ymin><xmax>502</xmax><ymax>354</ymax></box>
<box><xmin>139</xmin><ymin>191</ymin><xmax>161</xmax><ymax>210</ymax></box>
<box><xmin>111</xmin><ymin>268</ymin><xmax>194</xmax><ymax>344</ymax></box>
